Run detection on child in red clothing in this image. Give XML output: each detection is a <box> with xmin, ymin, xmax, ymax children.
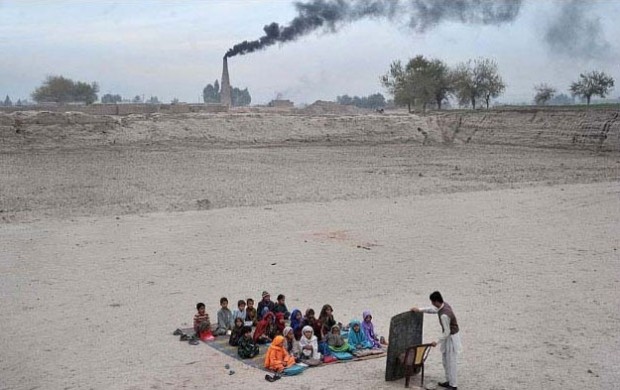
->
<box><xmin>194</xmin><ymin>302</ymin><xmax>214</xmax><ymax>341</ymax></box>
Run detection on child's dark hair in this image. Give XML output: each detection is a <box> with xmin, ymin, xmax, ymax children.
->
<box><xmin>242</xmin><ymin>326</ymin><xmax>252</xmax><ymax>334</ymax></box>
<box><xmin>237</xmin><ymin>299</ymin><xmax>246</xmax><ymax>307</ymax></box>
<box><xmin>246</xmin><ymin>298</ymin><xmax>254</xmax><ymax>304</ymax></box>
<box><xmin>235</xmin><ymin>317</ymin><xmax>244</xmax><ymax>325</ymax></box>
<box><xmin>277</xmin><ymin>294</ymin><xmax>285</xmax><ymax>301</ymax></box>
<box><xmin>319</xmin><ymin>304</ymin><xmax>333</xmax><ymax>319</ymax></box>
<box><xmin>220</xmin><ymin>297</ymin><xmax>228</xmax><ymax>304</ymax></box>
<box><xmin>429</xmin><ymin>291</ymin><xmax>444</xmax><ymax>303</ymax></box>
<box><xmin>305</xmin><ymin>308</ymin><xmax>315</xmax><ymax>317</ymax></box>
<box><xmin>196</xmin><ymin>302</ymin><xmax>205</xmax><ymax>310</ymax></box>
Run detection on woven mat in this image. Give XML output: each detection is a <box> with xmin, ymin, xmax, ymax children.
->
<box><xmin>174</xmin><ymin>327</ymin><xmax>386</xmax><ymax>372</ymax></box>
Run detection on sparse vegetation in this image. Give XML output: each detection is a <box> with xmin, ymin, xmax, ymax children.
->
<box><xmin>570</xmin><ymin>71</ymin><xmax>615</xmax><ymax>105</ymax></box>
<box><xmin>31</xmin><ymin>75</ymin><xmax>99</xmax><ymax>104</ymax></box>
<box><xmin>534</xmin><ymin>83</ymin><xmax>556</xmax><ymax>105</ymax></box>
<box><xmin>381</xmin><ymin>56</ymin><xmax>505</xmax><ymax>111</ymax></box>
<box><xmin>336</xmin><ymin>93</ymin><xmax>386</xmax><ymax>109</ymax></box>
<box><xmin>203</xmin><ymin>79</ymin><xmax>251</xmax><ymax>106</ymax></box>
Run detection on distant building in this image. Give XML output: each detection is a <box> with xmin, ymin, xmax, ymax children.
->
<box><xmin>268</xmin><ymin>99</ymin><xmax>294</xmax><ymax>108</ymax></box>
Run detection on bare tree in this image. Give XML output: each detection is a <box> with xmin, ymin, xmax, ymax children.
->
<box><xmin>569</xmin><ymin>71</ymin><xmax>615</xmax><ymax>105</ymax></box>
<box><xmin>533</xmin><ymin>83</ymin><xmax>556</xmax><ymax>105</ymax></box>
<box><xmin>453</xmin><ymin>58</ymin><xmax>505</xmax><ymax>109</ymax></box>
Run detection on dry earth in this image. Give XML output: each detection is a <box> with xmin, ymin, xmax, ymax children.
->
<box><xmin>1</xmin><ymin>109</ymin><xmax>619</xmax><ymax>390</ymax></box>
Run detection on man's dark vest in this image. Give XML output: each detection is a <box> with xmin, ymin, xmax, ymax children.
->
<box><xmin>437</xmin><ymin>302</ymin><xmax>459</xmax><ymax>335</ymax></box>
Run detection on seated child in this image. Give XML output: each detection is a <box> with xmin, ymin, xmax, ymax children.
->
<box><xmin>232</xmin><ymin>299</ymin><xmax>247</xmax><ymax>322</ymax></box>
<box><xmin>245</xmin><ymin>298</ymin><xmax>258</xmax><ymax>327</ymax></box>
<box><xmin>275</xmin><ymin>312</ymin><xmax>286</xmax><ymax>335</ymax></box>
<box><xmin>326</xmin><ymin>324</ymin><xmax>352</xmax><ymax>352</ymax></box>
<box><xmin>318</xmin><ymin>304</ymin><xmax>336</xmax><ymax>340</ymax></box>
<box><xmin>299</xmin><ymin>325</ymin><xmax>321</xmax><ymax>361</ymax></box>
<box><xmin>229</xmin><ymin>317</ymin><xmax>245</xmax><ymax>346</ymax></box>
<box><xmin>361</xmin><ymin>310</ymin><xmax>385</xmax><ymax>348</ymax></box>
<box><xmin>257</xmin><ymin>291</ymin><xmax>275</xmax><ymax>320</ymax></box>
<box><xmin>302</xmin><ymin>308</ymin><xmax>322</xmax><ymax>342</ymax></box>
<box><xmin>283</xmin><ymin>326</ymin><xmax>301</xmax><ymax>360</ymax></box>
<box><xmin>348</xmin><ymin>319</ymin><xmax>373</xmax><ymax>350</ymax></box>
<box><xmin>290</xmin><ymin>309</ymin><xmax>303</xmax><ymax>340</ymax></box>
<box><xmin>272</xmin><ymin>294</ymin><xmax>291</xmax><ymax>320</ymax></box>
<box><xmin>193</xmin><ymin>302</ymin><xmax>214</xmax><ymax>340</ymax></box>
<box><xmin>238</xmin><ymin>326</ymin><xmax>260</xmax><ymax>359</ymax></box>
<box><xmin>214</xmin><ymin>297</ymin><xmax>235</xmax><ymax>336</ymax></box>
<box><xmin>264</xmin><ymin>335</ymin><xmax>296</xmax><ymax>373</ymax></box>
<box><xmin>253</xmin><ymin>312</ymin><xmax>277</xmax><ymax>344</ymax></box>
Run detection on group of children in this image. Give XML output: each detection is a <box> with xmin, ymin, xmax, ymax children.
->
<box><xmin>191</xmin><ymin>291</ymin><xmax>387</xmax><ymax>373</ymax></box>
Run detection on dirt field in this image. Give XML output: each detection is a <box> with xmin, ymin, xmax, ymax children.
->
<box><xmin>1</xmin><ymin>109</ymin><xmax>619</xmax><ymax>390</ymax></box>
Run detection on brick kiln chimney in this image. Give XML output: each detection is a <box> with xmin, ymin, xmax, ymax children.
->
<box><xmin>220</xmin><ymin>56</ymin><xmax>232</xmax><ymax>107</ymax></box>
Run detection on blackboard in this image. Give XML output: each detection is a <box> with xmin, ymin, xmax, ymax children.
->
<box><xmin>385</xmin><ymin>311</ymin><xmax>424</xmax><ymax>381</ymax></box>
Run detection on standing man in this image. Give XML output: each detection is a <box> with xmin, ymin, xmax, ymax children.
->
<box><xmin>411</xmin><ymin>291</ymin><xmax>462</xmax><ymax>390</ymax></box>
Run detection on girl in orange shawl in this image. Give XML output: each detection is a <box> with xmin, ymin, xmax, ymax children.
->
<box><xmin>264</xmin><ymin>336</ymin><xmax>296</xmax><ymax>372</ymax></box>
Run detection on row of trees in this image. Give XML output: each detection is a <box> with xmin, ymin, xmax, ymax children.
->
<box><xmin>203</xmin><ymin>79</ymin><xmax>252</xmax><ymax>106</ymax></box>
<box><xmin>534</xmin><ymin>71</ymin><xmax>615</xmax><ymax>106</ymax></box>
<box><xmin>25</xmin><ymin>76</ymin><xmax>214</xmax><ymax>105</ymax></box>
<box><xmin>381</xmin><ymin>56</ymin><xmax>505</xmax><ymax>111</ymax></box>
<box><xmin>336</xmin><ymin>93</ymin><xmax>386</xmax><ymax>109</ymax></box>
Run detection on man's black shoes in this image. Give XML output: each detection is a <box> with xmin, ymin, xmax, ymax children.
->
<box><xmin>438</xmin><ymin>382</ymin><xmax>457</xmax><ymax>390</ymax></box>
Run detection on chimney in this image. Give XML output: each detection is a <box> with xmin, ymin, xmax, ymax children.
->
<box><xmin>220</xmin><ymin>56</ymin><xmax>232</xmax><ymax>107</ymax></box>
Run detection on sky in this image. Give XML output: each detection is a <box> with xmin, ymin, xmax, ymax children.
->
<box><xmin>1</xmin><ymin>0</ymin><xmax>619</xmax><ymax>105</ymax></box>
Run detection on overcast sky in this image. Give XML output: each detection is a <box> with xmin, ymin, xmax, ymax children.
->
<box><xmin>1</xmin><ymin>0</ymin><xmax>619</xmax><ymax>105</ymax></box>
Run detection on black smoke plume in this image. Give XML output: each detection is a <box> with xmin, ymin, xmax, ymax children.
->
<box><xmin>225</xmin><ymin>0</ymin><xmax>523</xmax><ymax>58</ymax></box>
<box><xmin>544</xmin><ymin>0</ymin><xmax>610</xmax><ymax>60</ymax></box>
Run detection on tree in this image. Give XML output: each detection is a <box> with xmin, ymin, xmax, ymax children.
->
<box><xmin>73</xmin><ymin>81</ymin><xmax>99</xmax><ymax>105</ymax></box>
<box><xmin>133</xmin><ymin>95</ymin><xmax>142</xmax><ymax>103</ymax></box>
<box><xmin>381</xmin><ymin>56</ymin><xmax>453</xmax><ymax>112</ymax></box>
<box><xmin>569</xmin><ymin>71</ymin><xmax>615</xmax><ymax>105</ymax></box>
<box><xmin>171</xmin><ymin>98</ymin><xmax>179</xmax><ymax>104</ymax></box>
<box><xmin>381</xmin><ymin>60</ymin><xmax>416</xmax><ymax>112</ymax></box>
<box><xmin>231</xmin><ymin>87</ymin><xmax>251</xmax><ymax>106</ymax></box>
<box><xmin>3</xmin><ymin>95</ymin><xmax>12</xmax><ymax>106</ymax></box>
<box><xmin>549</xmin><ymin>93</ymin><xmax>574</xmax><ymax>105</ymax></box>
<box><xmin>16</xmin><ymin>99</ymin><xmax>22</xmax><ymax>106</ymax></box>
<box><xmin>147</xmin><ymin>96</ymin><xmax>160</xmax><ymax>104</ymax></box>
<box><xmin>31</xmin><ymin>75</ymin><xmax>99</xmax><ymax>104</ymax></box>
<box><xmin>533</xmin><ymin>84</ymin><xmax>556</xmax><ymax>105</ymax></box>
<box><xmin>203</xmin><ymin>79</ymin><xmax>220</xmax><ymax>103</ymax></box>
<box><xmin>365</xmin><ymin>93</ymin><xmax>386</xmax><ymax>109</ymax></box>
<box><xmin>336</xmin><ymin>93</ymin><xmax>386</xmax><ymax>109</ymax></box>
<box><xmin>101</xmin><ymin>94</ymin><xmax>122</xmax><ymax>104</ymax></box>
<box><xmin>453</xmin><ymin>58</ymin><xmax>505</xmax><ymax>109</ymax></box>
<box><xmin>478</xmin><ymin>59</ymin><xmax>505</xmax><ymax>109</ymax></box>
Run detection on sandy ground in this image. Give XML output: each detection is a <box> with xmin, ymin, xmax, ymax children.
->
<box><xmin>1</xmin><ymin>181</ymin><xmax>618</xmax><ymax>390</ymax></box>
<box><xmin>1</xmin><ymin>111</ymin><xmax>619</xmax><ymax>389</ymax></box>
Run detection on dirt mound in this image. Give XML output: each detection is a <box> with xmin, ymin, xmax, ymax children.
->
<box><xmin>301</xmin><ymin>100</ymin><xmax>368</xmax><ymax>115</ymax></box>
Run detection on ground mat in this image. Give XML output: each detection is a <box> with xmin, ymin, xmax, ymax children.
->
<box><xmin>174</xmin><ymin>327</ymin><xmax>386</xmax><ymax>372</ymax></box>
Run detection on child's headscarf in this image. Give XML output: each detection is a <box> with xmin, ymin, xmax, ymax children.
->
<box><xmin>271</xmin><ymin>335</ymin><xmax>284</xmax><ymax>348</ymax></box>
<box><xmin>290</xmin><ymin>309</ymin><xmax>302</xmax><ymax>330</ymax></box>
<box><xmin>361</xmin><ymin>310</ymin><xmax>381</xmax><ymax>348</ymax></box>
<box><xmin>348</xmin><ymin>319</ymin><xmax>371</xmax><ymax>348</ymax></box>
<box><xmin>301</xmin><ymin>325</ymin><xmax>315</xmax><ymax>340</ymax></box>
<box><xmin>275</xmin><ymin>312</ymin><xmax>286</xmax><ymax>334</ymax></box>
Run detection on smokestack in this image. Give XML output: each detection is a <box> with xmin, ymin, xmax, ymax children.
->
<box><xmin>220</xmin><ymin>56</ymin><xmax>232</xmax><ymax>107</ymax></box>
